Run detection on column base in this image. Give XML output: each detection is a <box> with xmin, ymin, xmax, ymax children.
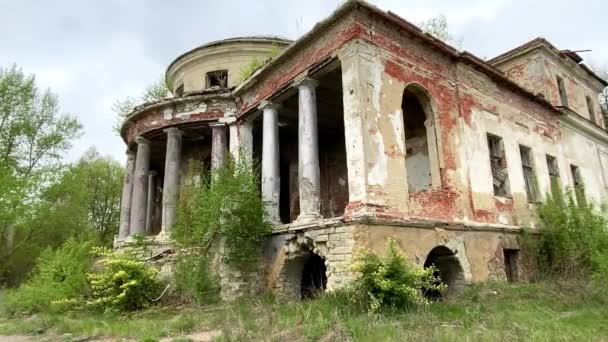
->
<box><xmin>155</xmin><ymin>230</ymin><xmax>172</xmax><ymax>243</ymax></box>
<box><xmin>294</xmin><ymin>213</ymin><xmax>323</xmax><ymax>225</ymax></box>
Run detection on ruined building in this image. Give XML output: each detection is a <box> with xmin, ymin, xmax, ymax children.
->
<box><xmin>116</xmin><ymin>1</ymin><xmax>608</xmax><ymax>299</ymax></box>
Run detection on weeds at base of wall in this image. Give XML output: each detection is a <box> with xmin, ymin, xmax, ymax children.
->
<box><xmin>171</xmin><ymin>251</ymin><xmax>220</xmax><ymax>305</ymax></box>
<box><xmin>2</xmin><ymin>238</ymin><xmax>165</xmax><ymax>316</ymax></box>
<box><xmin>350</xmin><ymin>239</ymin><xmax>446</xmax><ymax>313</ymax></box>
<box><xmin>524</xmin><ymin>186</ymin><xmax>608</xmax><ymax>302</ymax></box>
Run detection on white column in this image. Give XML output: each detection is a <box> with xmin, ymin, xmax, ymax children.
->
<box><xmin>158</xmin><ymin>127</ymin><xmax>182</xmax><ymax>240</ymax></box>
<box><xmin>118</xmin><ymin>149</ymin><xmax>136</xmax><ymax>239</ymax></box>
<box><xmin>229</xmin><ymin>120</ymin><xmax>253</xmax><ymax>164</ymax></box>
<box><xmin>210</xmin><ymin>123</ymin><xmax>228</xmax><ymax>173</ymax></box>
<box><xmin>295</xmin><ymin>76</ymin><xmax>321</xmax><ymax>222</ymax></box>
<box><xmin>260</xmin><ymin>101</ymin><xmax>281</xmax><ymax>223</ymax></box>
<box><xmin>129</xmin><ymin>136</ymin><xmax>151</xmax><ymax>236</ymax></box>
<box><xmin>145</xmin><ymin>171</ymin><xmax>157</xmax><ymax>235</ymax></box>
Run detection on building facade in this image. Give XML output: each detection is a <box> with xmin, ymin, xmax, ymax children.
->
<box><xmin>117</xmin><ymin>1</ymin><xmax>608</xmax><ymax>299</ymax></box>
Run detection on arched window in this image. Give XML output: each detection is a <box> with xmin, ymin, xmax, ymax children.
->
<box><xmin>401</xmin><ymin>84</ymin><xmax>440</xmax><ymax>192</ymax></box>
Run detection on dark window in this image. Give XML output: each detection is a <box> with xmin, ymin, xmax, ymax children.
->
<box><xmin>519</xmin><ymin>145</ymin><xmax>538</xmax><ymax>202</ymax></box>
<box><xmin>587</xmin><ymin>95</ymin><xmax>596</xmax><ymax>124</ymax></box>
<box><xmin>487</xmin><ymin>134</ymin><xmax>509</xmax><ymax>197</ymax></box>
<box><xmin>206</xmin><ymin>70</ymin><xmax>228</xmax><ymax>88</ymax></box>
<box><xmin>570</xmin><ymin>164</ymin><xmax>585</xmax><ymax>205</ymax></box>
<box><xmin>557</xmin><ymin>76</ymin><xmax>568</xmax><ymax>107</ymax></box>
<box><xmin>546</xmin><ymin>155</ymin><xmax>560</xmax><ymax>194</ymax></box>
<box><xmin>503</xmin><ymin>249</ymin><xmax>519</xmax><ymax>282</ymax></box>
<box><xmin>175</xmin><ymin>83</ymin><xmax>184</xmax><ymax>96</ymax></box>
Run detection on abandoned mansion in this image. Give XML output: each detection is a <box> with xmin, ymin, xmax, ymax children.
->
<box><xmin>115</xmin><ymin>1</ymin><xmax>608</xmax><ymax>299</ymax></box>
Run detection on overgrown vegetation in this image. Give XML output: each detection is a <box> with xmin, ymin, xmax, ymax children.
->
<box><xmin>2</xmin><ymin>238</ymin><xmax>94</xmax><ymax>315</ymax></box>
<box><xmin>172</xmin><ymin>156</ymin><xmax>271</xmax><ymax>268</ymax></box>
<box><xmin>238</xmin><ymin>46</ymin><xmax>282</xmax><ymax>81</ymax></box>
<box><xmin>0</xmin><ymin>64</ymin><xmax>124</xmax><ymax>287</ymax></box>
<box><xmin>112</xmin><ymin>75</ymin><xmax>170</xmax><ymax>134</ymax></box>
<box><xmin>86</xmin><ymin>248</ymin><xmax>162</xmax><ymax>312</ymax></box>
<box><xmin>172</xmin><ymin>252</ymin><xmax>220</xmax><ymax>305</ymax></box>
<box><xmin>2</xmin><ymin>281</ymin><xmax>606</xmax><ymax>341</ymax></box>
<box><xmin>525</xmin><ymin>186</ymin><xmax>608</xmax><ymax>302</ymax></box>
<box><xmin>170</xmin><ymin>155</ymin><xmax>271</xmax><ymax>303</ymax></box>
<box><xmin>351</xmin><ymin>239</ymin><xmax>445</xmax><ymax>312</ymax></box>
<box><xmin>2</xmin><ymin>239</ymin><xmax>163</xmax><ymax>315</ymax></box>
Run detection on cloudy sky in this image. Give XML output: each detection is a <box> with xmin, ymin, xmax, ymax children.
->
<box><xmin>1</xmin><ymin>0</ymin><xmax>606</xmax><ymax>163</ymax></box>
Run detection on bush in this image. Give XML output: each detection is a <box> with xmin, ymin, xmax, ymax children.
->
<box><xmin>172</xmin><ymin>156</ymin><xmax>271</xmax><ymax>268</ymax></box>
<box><xmin>2</xmin><ymin>238</ymin><xmax>94</xmax><ymax>315</ymax></box>
<box><xmin>86</xmin><ymin>248</ymin><xmax>162</xmax><ymax>311</ymax></box>
<box><xmin>350</xmin><ymin>239</ymin><xmax>445</xmax><ymax>312</ymax></box>
<box><xmin>172</xmin><ymin>252</ymin><xmax>220</xmax><ymax>305</ymax></box>
<box><xmin>531</xmin><ymin>188</ymin><xmax>608</xmax><ymax>278</ymax></box>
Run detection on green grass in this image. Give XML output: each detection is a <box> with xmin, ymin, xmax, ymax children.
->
<box><xmin>1</xmin><ymin>281</ymin><xmax>607</xmax><ymax>341</ymax></box>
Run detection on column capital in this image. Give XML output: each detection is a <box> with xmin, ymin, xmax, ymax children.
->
<box><xmin>126</xmin><ymin>149</ymin><xmax>136</xmax><ymax>158</ymax></box>
<box><xmin>163</xmin><ymin>127</ymin><xmax>182</xmax><ymax>136</ymax></box>
<box><xmin>149</xmin><ymin>170</ymin><xmax>158</xmax><ymax>176</ymax></box>
<box><xmin>293</xmin><ymin>76</ymin><xmax>319</xmax><ymax>89</ymax></box>
<box><xmin>258</xmin><ymin>100</ymin><xmax>281</xmax><ymax>111</ymax></box>
<box><xmin>209</xmin><ymin>122</ymin><xmax>227</xmax><ymax>128</ymax></box>
<box><xmin>135</xmin><ymin>136</ymin><xmax>150</xmax><ymax>145</ymax></box>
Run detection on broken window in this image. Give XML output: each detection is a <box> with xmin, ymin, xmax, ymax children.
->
<box><xmin>556</xmin><ymin>76</ymin><xmax>568</xmax><ymax>107</ymax></box>
<box><xmin>206</xmin><ymin>70</ymin><xmax>228</xmax><ymax>88</ymax></box>
<box><xmin>503</xmin><ymin>249</ymin><xmax>519</xmax><ymax>282</ymax></box>
<box><xmin>487</xmin><ymin>134</ymin><xmax>509</xmax><ymax>197</ymax></box>
<box><xmin>519</xmin><ymin>145</ymin><xmax>538</xmax><ymax>203</ymax></box>
<box><xmin>587</xmin><ymin>95</ymin><xmax>596</xmax><ymax>124</ymax></box>
<box><xmin>546</xmin><ymin>155</ymin><xmax>560</xmax><ymax>194</ymax></box>
<box><xmin>570</xmin><ymin>164</ymin><xmax>585</xmax><ymax>205</ymax></box>
<box><xmin>175</xmin><ymin>83</ymin><xmax>184</xmax><ymax>97</ymax></box>
<box><xmin>402</xmin><ymin>86</ymin><xmax>435</xmax><ymax>192</ymax></box>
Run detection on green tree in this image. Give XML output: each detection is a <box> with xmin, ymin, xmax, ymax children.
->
<box><xmin>0</xmin><ymin>64</ymin><xmax>82</xmax><ymax>284</ymax></box>
<box><xmin>1</xmin><ymin>148</ymin><xmax>123</xmax><ymax>285</ymax></box>
<box><xmin>419</xmin><ymin>14</ymin><xmax>462</xmax><ymax>48</ymax></box>
<box><xmin>112</xmin><ymin>76</ymin><xmax>170</xmax><ymax>134</ymax></box>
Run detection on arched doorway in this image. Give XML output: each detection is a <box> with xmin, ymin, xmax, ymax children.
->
<box><xmin>402</xmin><ymin>85</ymin><xmax>437</xmax><ymax>192</ymax></box>
<box><xmin>300</xmin><ymin>253</ymin><xmax>327</xmax><ymax>299</ymax></box>
<box><xmin>423</xmin><ymin>246</ymin><xmax>465</xmax><ymax>299</ymax></box>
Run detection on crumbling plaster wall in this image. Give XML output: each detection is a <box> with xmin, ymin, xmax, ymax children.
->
<box><xmin>122</xmin><ymin>95</ymin><xmax>236</xmax><ymax>144</ymax></box>
<box><xmin>541</xmin><ymin>52</ymin><xmax>604</xmax><ymax>125</ymax></box>
<box><xmin>495</xmin><ymin>50</ymin><xmax>604</xmax><ymax>126</ymax></box>
<box><xmin>559</xmin><ymin>121</ymin><xmax>608</xmax><ymax>202</ymax></box>
<box><xmin>354</xmin><ymin>224</ymin><xmax>524</xmax><ymax>283</ymax></box>
<box><xmin>340</xmin><ymin>10</ymin><xmax>608</xmax><ymax>227</ymax></box>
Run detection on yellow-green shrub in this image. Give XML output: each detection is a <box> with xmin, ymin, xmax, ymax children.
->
<box><xmin>86</xmin><ymin>248</ymin><xmax>162</xmax><ymax>311</ymax></box>
<box><xmin>351</xmin><ymin>239</ymin><xmax>445</xmax><ymax>312</ymax></box>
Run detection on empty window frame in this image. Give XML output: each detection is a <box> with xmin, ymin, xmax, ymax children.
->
<box><xmin>487</xmin><ymin>134</ymin><xmax>510</xmax><ymax>197</ymax></box>
<box><xmin>546</xmin><ymin>155</ymin><xmax>560</xmax><ymax>193</ymax></box>
<box><xmin>503</xmin><ymin>249</ymin><xmax>519</xmax><ymax>282</ymax></box>
<box><xmin>586</xmin><ymin>95</ymin><xmax>596</xmax><ymax>124</ymax></box>
<box><xmin>206</xmin><ymin>70</ymin><xmax>228</xmax><ymax>88</ymax></box>
<box><xmin>570</xmin><ymin>164</ymin><xmax>585</xmax><ymax>205</ymax></box>
<box><xmin>175</xmin><ymin>83</ymin><xmax>184</xmax><ymax>96</ymax></box>
<box><xmin>556</xmin><ymin>76</ymin><xmax>568</xmax><ymax>107</ymax></box>
<box><xmin>519</xmin><ymin>145</ymin><xmax>538</xmax><ymax>202</ymax></box>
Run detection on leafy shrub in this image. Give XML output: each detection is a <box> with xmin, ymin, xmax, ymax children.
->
<box><xmin>531</xmin><ymin>188</ymin><xmax>608</xmax><ymax>277</ymax></box>
<box><xmin>350</xmin><ymin>239</ymin><xmax>445</xmax><ymax>312</ymax></box>
<box><xmin>172</xmin><ymin>156</ymin><xmax>271</xmax><ymax>268</ymax></box>
<box><xmin>172</xmin><ymin>252</ymin><xmax>220</xmax><ymax>305</ymax></box>
<box><xmin>238</xmin><ymin>45</ymin><xmax>282</xmax><ymax>81</ymax></box>
<box><xmin>2</xmin><ymin>238</ymin><xmax>94</xmax><ymax>315</ymax></box>
<box><xmin>86</xmin><ymin>248</ymin><xmax>162</xmax><ymax>311</ymax></box>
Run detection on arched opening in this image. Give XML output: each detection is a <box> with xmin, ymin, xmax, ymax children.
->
<box><xmin>423</xmin><ymin>246</ymin><xmax>465</xmax><ymax>299</ymax></box>
<box><xmin>402</xmin><ymin>85</ymin><xmax>434</xmax><ymax>192</ymax></box>
<box><xmin>300</xmin><ymin>253</ymin><xmax>327</xmax><ymax>299</ymax></box>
